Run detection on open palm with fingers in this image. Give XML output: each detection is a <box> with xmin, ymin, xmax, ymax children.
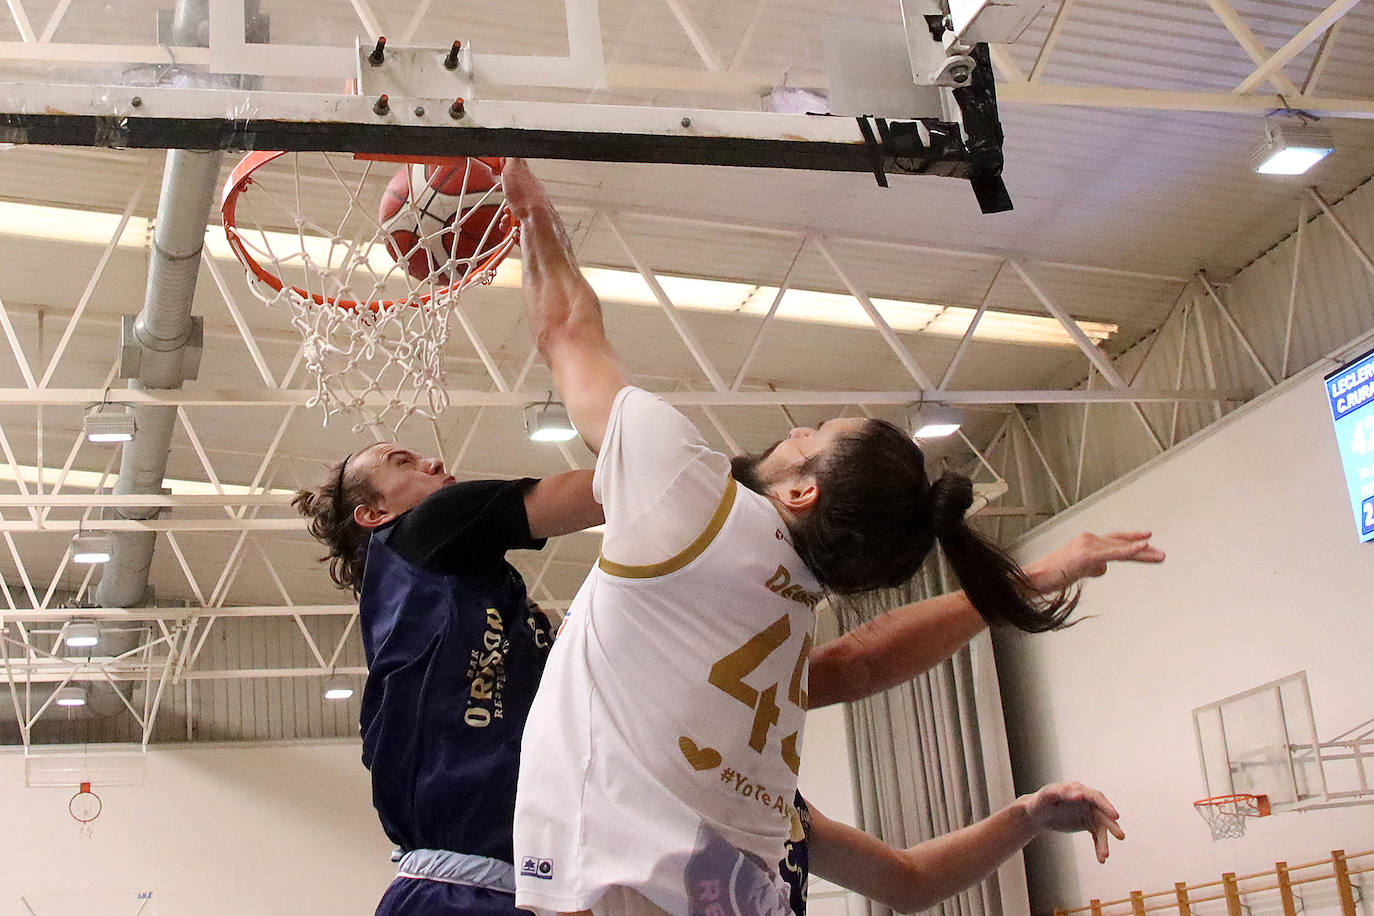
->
<box><xmin>1024</xmin><ymin>781</ymin><xmax>1125</xmax><ymax>863</ymax></box>
<box><xmin>1024</xmin><ymin>530</ymin><xmax>1165</xmax><ymax>594</ymax></box>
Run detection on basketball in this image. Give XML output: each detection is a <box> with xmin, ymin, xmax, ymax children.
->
<box><xmin>379</xmin><ymin>158</ymin><xmax>506</xmax><ymax>283</ymax></box>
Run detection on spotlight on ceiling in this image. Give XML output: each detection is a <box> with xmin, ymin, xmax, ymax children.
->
<box><xmin>1252</xmin><ymin>116</ymin><xmax>1334</xmax><ymax>176</ymax></box>
<box><xmin>83</xmin><ymin>405</ymin><xmax>136</xmax><ymax>443</ymax></box>
<box><xmin>54</xmin><ymin>686</ymin><xmax>88</xmax><ymax>707</ymax></box>
<box><xmin>324</xmin><ymin>675</ymin><xmax>355</xmax><ymax>701</ymax></box>
<box><xmin>64</xmin><ymin>620</ymin><xmax>100</xmax><ymax>649</ymax></box>
<box><xmin>524</xmin><ymin>399</ymin><xmax>578</xmax><ymax>443</ymax></box>
<box><xmin>69</xmin><ymin>533</ymin><xmax>114</xmax><ymax>565</ymax></box>
<box><xmin>912</xmin><ymin>404</ymin><xmax>962</xmax><ymax>439</ymax></box>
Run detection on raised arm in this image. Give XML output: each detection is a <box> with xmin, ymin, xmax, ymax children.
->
<box><xmin>807</xmin><ymin>783</ymin><xmax>1123</xmax><ymax>914</ymax></box>
<box><xmin>503</xmin><ymin>158</ymin><xmax>628</xmax><ymax>455</ymax></box>
<box><xmin>807</xmin><ymin>531</ymin><xmax>1164</xmax><ymax>707</ymax></box>
<box><xmin>524</xmin><ymin>469</ymin><xmax>604</xmax><ymax>539</ymax></box>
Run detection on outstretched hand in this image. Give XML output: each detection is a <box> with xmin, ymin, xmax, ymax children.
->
<box><xmin>1022</xmin><ymin>531</ymin><xmax>1164</xmax><ymax>595</ymax></box>
<box><xmin>1024</xmin><ymin>782</ymin><xmax>1125</xmax><ymax>863</ymax></box>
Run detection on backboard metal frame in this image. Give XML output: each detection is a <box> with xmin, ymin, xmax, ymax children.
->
<box><xmin>1190</xmin><ymin>672</ymin><xmax>1374</xmax><ymax>814</ymax></box>
<box><xmin>1193</xmin><ymin>671</ymin><xmax>1324</xmax><ymax>812</ymax></box>
<box><xmin>0</xmin><ymin>0</ymin><xmax>1016</xmax><ymax>211</ymax></box>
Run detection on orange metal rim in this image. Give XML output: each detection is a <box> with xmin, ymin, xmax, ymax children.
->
<box><xmin>220</xmin><ymin>151</ymin><xmax>519</xmax><ymax>313</ymax></box>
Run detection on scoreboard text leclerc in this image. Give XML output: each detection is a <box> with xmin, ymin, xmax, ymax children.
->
<box><xmin>1326</xmin><ymin>346</ymin><xmax>1374</xmax><ymax>543</ymax></box>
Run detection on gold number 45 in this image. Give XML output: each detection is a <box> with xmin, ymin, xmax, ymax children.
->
<box><xmin>708</xmin><ymin>614</ymin><xmax>811</xmax><ymax>769</ymax></box>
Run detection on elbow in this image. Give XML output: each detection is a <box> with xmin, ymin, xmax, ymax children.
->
<box><xmin>886</xmin><ymin>873</ymin><xmax>935</xmax><ymax>914</ymax></box>
<box><xmin>807</xmin><ymin>642</ymin><xmax>871</xmax><ymax>709</ymax></box>
<box><xmin>881</xmin><ymin>880</ymin><xmax>930</xmax><ymax>914</ymax></box>
<box><xmin>878</xmin><ymin>857</ymin><xmax>935</xmax><ymax>914</ymax></box>
<box><xmin>535</xmin><ymin>307</ymin><xmax>605</xmax><ymax>363</ymax></box>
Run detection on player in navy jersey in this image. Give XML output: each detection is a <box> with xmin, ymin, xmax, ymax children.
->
<box><xmin>295</xmin><ymin>447</ymin><xmax>600</xmax><ymax>915</ymax></box>
<box><xmin>296</xmin><ymin>436</ymin><xmax>1157</xmax><ymax>916</ymax></box>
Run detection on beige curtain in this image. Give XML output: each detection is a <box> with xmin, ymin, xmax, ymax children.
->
<box><xmin>841</xmin><ymin>552</ymin><xmax>1028</xmax><ymax>916</ymax></box>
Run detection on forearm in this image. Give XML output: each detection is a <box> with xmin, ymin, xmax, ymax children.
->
<box><xmin>514</xmin><ymin>201</ymin><xmax>605</xmax><ymax>359</ymax></box>
<box><xmin>887</xmin><ymin>801</ymin><xmax>1038</xmax><ymax>912</ymax></box>
<box><xmin>807</xmin><ymin>590</ymin><xmax>986</xmax><ymax>708</ymax></box>
<box><xmin>808</xmin><ymin>799</ymin><xmax>1038</xmax><ymax>914</ymax></box>
<box><xmin>504</xmin><ymin>160</ymin><xmax>627</xmax><ymax>453</ymax></box>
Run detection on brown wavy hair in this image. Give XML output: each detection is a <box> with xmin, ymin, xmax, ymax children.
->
<box><xmin>292</xmin><ymin>452</ymin><xmax>380</xmax><ymax>596</ymax></box>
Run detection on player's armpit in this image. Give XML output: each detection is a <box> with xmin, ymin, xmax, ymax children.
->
<box><xmin>525</xmin><ymin>469</ymin><xmax>604</xmax><ymax>539</ymax></box>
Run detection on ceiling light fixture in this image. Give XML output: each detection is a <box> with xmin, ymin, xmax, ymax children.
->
<box><xmin>0</xmin><ymin>201</ymin><xmax>1119</xmax><ymax>349</ymax></box>
<box><xmin>1252</xmin><ymin>114</ymin><xmax>1334</xmax><ymax>176</ymax></box>
<box><xmin>524</xmin><ymin>397</ymin><xmax>578</xmax><ymax>443</ymax></box>
<box><xmin>83</xmin><ymin>405</ymin><xmax>137</xmax><ymax>443</ymax></box>
<box><xmin>54</xmin><ymin>686</ymin><xmax>88</xmax><ymax>707</ymax></box>
<box><xmin>324</xmin><ymin>675</ymin><xmax>355</xmax><ymax>701</ymax></box>
<box><xmin>912</xmin><ymin>404</ymin><xmax>962</xmax><ymax>439</ymax></box>
<box><xmin>63</xmin><ymin>620</ymin><xmax>100</xmax><ymax>649</ymax></box>
<box><xmin>69</xmin><ymin>532</ymin><xmax>113</xmax><ymax>565</ymax></box>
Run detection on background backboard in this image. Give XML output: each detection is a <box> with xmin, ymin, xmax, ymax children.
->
<box><xmin>1193</xmin><ymin>671</ymin><xmax>1324</xmax><ymax>810</ymax></box>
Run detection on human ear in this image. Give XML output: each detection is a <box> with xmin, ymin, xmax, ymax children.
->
<box><xmin>353</xmin><ymin>502</ymin><xmax>393</xmax><ymax>529</ymax></box>
<box><xmin>773</xmin><ymin>475</ymin><xmax>819</xmax><ymax>514</ymax></box>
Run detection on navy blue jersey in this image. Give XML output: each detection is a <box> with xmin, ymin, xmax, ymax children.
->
<box><xmin>782</xmin><ymin>794</ymin><xmax>810</xmax><ymax>916</ymax></box>
<box><xmin>358</xmin><ymin>478</ymin><xmax>550</xmax><ymax>863</ymax></box>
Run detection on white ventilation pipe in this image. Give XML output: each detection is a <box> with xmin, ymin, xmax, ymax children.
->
<box><xmin>95</xmin><ymin>0</ymin><xmax>220</xmax><ymax>608</ymax></box>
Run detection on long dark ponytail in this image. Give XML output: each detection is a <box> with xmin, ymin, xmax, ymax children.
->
<box><xmin>926</xmin><ymin>474</ymin><xmax>1077</xmax><ymax>633</ymax></box>
<box><xmin>292</xmin><ymin>453</ymin><xmax>378</xmax><ymax>596</ymax></box>
<box><xmin>791</xmin><ymin>419</ymin><xmax>1076</xmax><ymax>632</ymax></box>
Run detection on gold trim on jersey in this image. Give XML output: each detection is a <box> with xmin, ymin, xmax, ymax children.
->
<box><xmin>597</xmin><ymin>477</ymin><xmax>738</xmax><ymax>579</ymax></box>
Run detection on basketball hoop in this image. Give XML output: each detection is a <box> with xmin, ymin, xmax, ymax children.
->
<box><xmin>1194</xmin><ymin>793</ymin><xmax>1270</xmax><ymax>840</ymax></box>
<box><xmin>69</xmin><ymin>780</ymin><xmax>102</xmax><ymax>839</ymax></box>
<box><xmin>221</xmin><ymin>151</ymin><xmax>519</xmax><ymax>432</ymax></box>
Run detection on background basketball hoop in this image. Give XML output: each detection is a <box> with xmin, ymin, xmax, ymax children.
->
<box><xmin>1194</xmin><ymin>793</ymin><xmax>1271</xmax><ymax>840</ymax></box>
<box><xmin>221</xmin><ymin>151</ymin><xmax>519</xmax><ymax>432</ymax></box>
<box><xmin>69</xmin><ymin>781</ymin><xmax>102</xmax><ymax>840</ymax></box>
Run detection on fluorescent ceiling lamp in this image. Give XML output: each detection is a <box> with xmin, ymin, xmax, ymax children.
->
<box><xmin>70</xmin><ymin>533</ymin><xmax>113</xmax><ymax>564</ymax></box>
<box><xmin>912</xmin><ymin>405</ymin><xmax>962</xmax><ymax>438</ymax></box>
<box><xmin>0</xmin><ymin>201</ymin><xmax>1117</xmax><ymax>350</ymax></box>
<box><xmin>492</xmin><ymin>262</ymin><xmax>1119</xmax><ymax>347</ymax></box>
<box><xmin>64</xmin><ymin>620</ymin><xmax>100</xmax><ymax>648</ymax></box>
<box><xmin>1252</xmin><ymin>121</ymin><xmax>1334</xmax><ymax>176</ymax></box>
<box><xmin>54</xmin><ymin>686</ymin><xmax>87</xmax><ymax>707</ymax></box>
<box><xmin>0</xmin><ymin>461</ymin><xmax>294</xmax><ymax>498</ymax></box>
<box><xmin>324</xmin><ymin>676</ymin><xmax>355</xmax><ymax>701</ymax></box>
<box><xmin>83</xmin><ymin>406</ymin><xmax>136</xmax><ymax>443</ymax></box>
<box><xmin>524</xmin><ymin>401</ymin><xmax>578</xmax><ymax>443</ymax></box>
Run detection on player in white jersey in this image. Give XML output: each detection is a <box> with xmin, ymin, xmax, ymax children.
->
<box><xmin>502</xmin><ymin>158</ymin><xmax>1114</xmax><ymax>916</ymax></box>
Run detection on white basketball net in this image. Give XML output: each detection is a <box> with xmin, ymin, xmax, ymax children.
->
<box><xmin>222</xmin><ymin>152</ymin><xmax>517</xmax><ymax>433</ymax></box>
<box><xmin>69</xmin><ymin>785</ymin><xmax>101</xmax><ymax>840</ymax></box>
<box><xmin>1194</xmin><ymin>795</ymin><xmax>1261</xmax><ymax>840</ymax></box>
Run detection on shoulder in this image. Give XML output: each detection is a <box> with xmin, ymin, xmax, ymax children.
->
<box><xmin>385</xmin><ymin>477</ymin><xmax>544</xmax><ymax>570</ymax></box>
<box><xmin>406</xmin><ymin>478</ymin><xmax>539</xmax><ymax>524</ymax></box>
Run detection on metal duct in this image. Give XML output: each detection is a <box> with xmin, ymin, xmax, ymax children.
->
<box><xmin>94</xmin><ymin>0</ymin><xmax>219</xmax><ymax>608</ymax></box>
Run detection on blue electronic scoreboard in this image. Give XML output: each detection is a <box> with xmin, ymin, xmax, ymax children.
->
<box><xmin>1326</xmin><ymin>346</ymin><xmax>1374</xmax><ymax>542</ymax></box>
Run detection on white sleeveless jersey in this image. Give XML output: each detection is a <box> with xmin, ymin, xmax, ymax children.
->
<box><xmin>514</xmin><ymin>477</ymin><xmax>822</xmax><ymax>916</ymax></box>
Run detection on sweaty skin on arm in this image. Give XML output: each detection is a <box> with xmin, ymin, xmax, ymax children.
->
<box><xmin>502</xmin><ymin>158</ymin><xmax>627</xmax><ymax>455</ymax></box>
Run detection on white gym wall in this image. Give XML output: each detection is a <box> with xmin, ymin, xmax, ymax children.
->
<box><xmin>995</xmin><ymin>358</ymin><xmax>1374</xmax><ymax>912</ymax></box>
<box><xmin>799</xmin><ymin>702</ymin><xmax>863</xmax><ymax>916</ymax></box>
<box><xmin>0</xmin><ymin>740</ymin><xmax>393</xmax><ymax>914</ymax></box>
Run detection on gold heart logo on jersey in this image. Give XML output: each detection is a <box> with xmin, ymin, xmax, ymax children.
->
<box><xmin>678</xmin><ymin>736</ymin><xmax>723</xmax><ymax>771</ymax></box>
